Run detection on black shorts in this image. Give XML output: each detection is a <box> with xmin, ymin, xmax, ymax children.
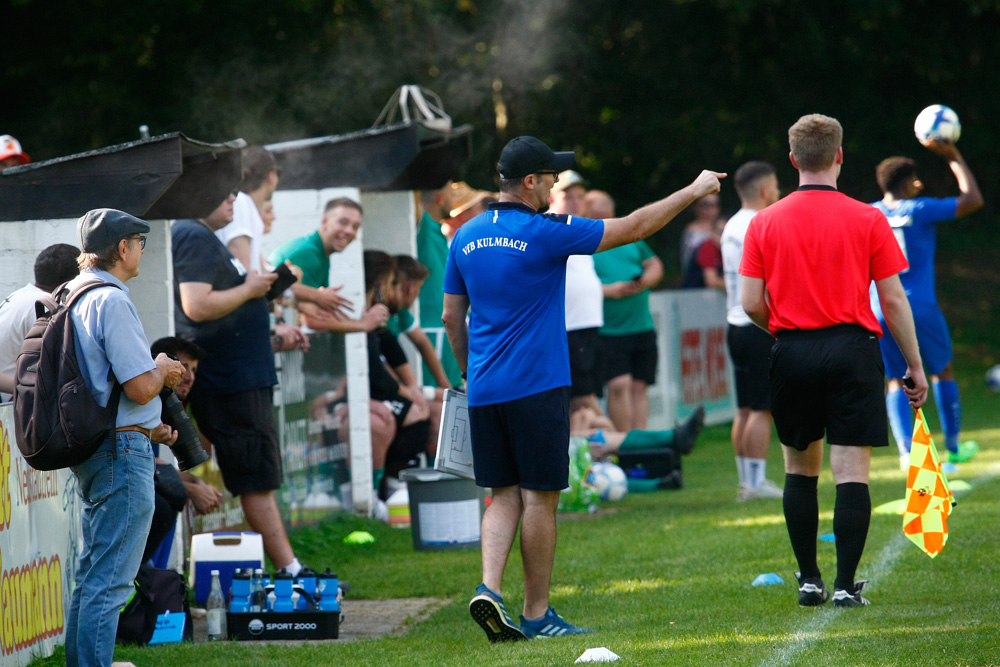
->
<box><xmin>727</xmin><ymin>324</ymin><xmax>775</xmax><ymax>410</ymax></box>
<box><xmin>567</xmin><ymin>328</ymin><xmax>604</xmax><ymax>398</ymax></box>
<box><xmin>469</xmin><ymin>386</ymin><xmax>570</xmax><ymax>491</ymax></box>
<box><xmin>601</xmin><ymin>330</ymin><xmax>658</xmax><ymax>385</ymax></box>
<box><xmin>380</xmin><ymin>396</ymin><xmax>413</xmax><ymax>429</ymax></box>
<box><xmin>191</xmin><ymin>387</ymin><xmax>283</xmax><ymax>496</ymax></box>
<box><xmin>770</xmin><ymin>324</ymin><xmax>888</xmax><ymax>451</ymax></box>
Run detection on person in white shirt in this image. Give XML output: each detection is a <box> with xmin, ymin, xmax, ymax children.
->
<box><xmin>552</xmin><ymin>170</ymin><xmax>606</xmax><ymax>415</ymax></box>
<box><xmin>720</xmin><ymin>161</ymin><xmax>782</xmax><ymax>501</ymax></box>
<box><xmin>215</xmin><ymin>146</ymin><xmax>279</xmax><ymax>273</ymax></box>
<box><xmin>0</xmin><ymin>243</ymin><xmax>80</xmax><ymax>401</ymax></box>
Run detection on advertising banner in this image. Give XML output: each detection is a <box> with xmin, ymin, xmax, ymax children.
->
<box><xmin>0</xmin><ymin>402</ymin><xmax>80</xmax><ymax>665</ymax></box>
<box><xmin>646</xmin><ymin>289</ymin><xmax>736</xmax><ymax>429</ymax></box>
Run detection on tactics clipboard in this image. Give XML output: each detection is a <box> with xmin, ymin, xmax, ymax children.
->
<box><xmin>433</xmin><ymin>389</ymin><xmax>475</xmax><ymax>480</ymax></box>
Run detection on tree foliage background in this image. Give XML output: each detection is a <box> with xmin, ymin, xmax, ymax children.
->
<box><xmin>6</xmin><ymin>0</ymin><xmax>1000</xmax><ymax>275</ymax></box>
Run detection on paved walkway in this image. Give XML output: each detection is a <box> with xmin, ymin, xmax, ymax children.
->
<box><xmin>193</xmin><ymin>597</ymin><xmax>449</xmax><ymax>645</ymax></box>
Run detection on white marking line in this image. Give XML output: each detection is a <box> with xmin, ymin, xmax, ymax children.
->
<box><xmin>755</xmin><ymin>463</ymin><xmax>999</xmax><ymax>667</ymax></box>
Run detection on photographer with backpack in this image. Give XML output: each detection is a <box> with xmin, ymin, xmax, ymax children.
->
<box><xmin>62</xmin><ymin>209</ymin><xmax>184</xmax><ymax>667</ymax></box>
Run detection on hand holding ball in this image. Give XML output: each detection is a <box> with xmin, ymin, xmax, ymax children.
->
<box><xmin>914</xmin><ymin>105</ymin><xmax>961</xmax><ymax>144</ymax></box>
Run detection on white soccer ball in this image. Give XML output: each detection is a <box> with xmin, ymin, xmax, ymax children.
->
<box><xmin>591</xmin><ymin>462</ymin><xmax>629</xmax><ymax>502</ymax></box>
<box><xmin>986</xmin><ymin>364</ymin><xmax>1000</xmax><ymax>392</ymax></box>
<box><xmin>914</xmin><ymin>105</ymin><xmax>961</xmax><ymax>144</ymax></box>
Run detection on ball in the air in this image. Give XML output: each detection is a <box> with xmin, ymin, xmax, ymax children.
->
<box><xmin>914</xmin><ymin>105</ymin><xmax>961</xmax><ymax>144</ymax></box>
<box><xmin>591</xmin><ymin>462</ymin><xmax>629</xmax><ymax>502</ymax></box>
<box><xmin>986</xmin><ymin>364</ymin><xmax>1000</xmax><ymax>392</ymax></box>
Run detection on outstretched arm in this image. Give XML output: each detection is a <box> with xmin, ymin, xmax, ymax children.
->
<box><xmin>923</xmin><ymin>138</ymin><xmax>983</xmax><ymax>217</ymax></box>
<box><xmin>597</xmin><ymin>171</ymin><xmax>726</xmax><ymax>252</ymax></box>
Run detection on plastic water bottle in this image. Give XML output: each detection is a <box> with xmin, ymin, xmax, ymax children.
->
<box><xmin>318</xmin><ymin>568</ymin><xmax>339</xmax><ymax>612</ymax></box>
<box><xmin>250</xmin><ymin>568</ymin><xmax>267</xmax><ymax>613</ymax></box>
<box><xmin>273</xmin><ymin>568</ymin><xmax>295</xmax><ymax>612</ymax></box>
<box><xmin>230</xmin><ymin>569</ymin><xmax>251</xmax><ymax>613</ymax></box>
<box><xmin>207</xmin><ymin>570</ymin><xmax>227</xmax><ymax>641</ymax></box>
<box><xmin>295</xmin><ymin>568</ymin><xmax>318</xmax><ymax>610</ymax></box>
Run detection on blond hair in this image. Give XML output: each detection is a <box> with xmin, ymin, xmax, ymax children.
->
<box><xmin>788</xmin><ymin>114</ymin><xmax>842</xmax><ymax>172</ymax></box>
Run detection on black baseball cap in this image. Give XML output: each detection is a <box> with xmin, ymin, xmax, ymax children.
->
<box><xmin>497</xmin><ymin>136</ymin><xmax>575</xmax><ymax>179</ymax></box>
<box><xmin>77</xmin><ymin>208</ymin><xmax>150</xmax><ymax>252</ymax></box>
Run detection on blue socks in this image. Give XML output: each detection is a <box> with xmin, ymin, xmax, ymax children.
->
<box><xmin>933</xmin><ymin>379</ymin><xmax>961</xmax><ymax>454</ymax></box>
<box><xmin>886</xmin><ymin>388</ymin><xmax>913</xmax><ymax>456</ymax></box>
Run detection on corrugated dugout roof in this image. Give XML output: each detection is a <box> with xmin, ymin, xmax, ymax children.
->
<box><xmin>0</xmin><ymin>132</ymin><xmax>244</xmax><ymax>222</ymax></box>
<box><xmin>267</xmin><ymin>122</ymin><xmax>472</xmax><ymax>192</ymax></box>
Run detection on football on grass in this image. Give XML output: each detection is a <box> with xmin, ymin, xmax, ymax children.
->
<box><xmin>914</xmin><ymin>104</ymin><xmax>961</xmax><ymax>144</ymax></box>
<box><xmin>591</xmin><ymin>462</ymin><xmax>628</xmax><ymax>502</ymax></box>
<box><xmin>986</xmin><ymin>364</ymin><xmax>1000</xmax><ymax>392</ymax></box>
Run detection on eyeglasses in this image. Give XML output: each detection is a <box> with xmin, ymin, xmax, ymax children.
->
<box><xmin>535</xmin><ymin>169</ymin><xmax>558</xmax><ymax>176</ymax></box>
<box><xmin>131</xmin><ymin>235</ymin><xmax>147</xmax><ymax>250</ymax></box>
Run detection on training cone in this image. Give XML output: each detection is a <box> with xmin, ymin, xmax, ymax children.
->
<box><xmin>576</xmin><ymin>647</ymin><xmax>621</xmax><ymax>663</ymax></box>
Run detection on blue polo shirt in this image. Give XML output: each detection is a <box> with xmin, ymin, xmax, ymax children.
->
<box><xmin>443</xmin><ymin>202</ymin><xmax>604</xmax><ymax>406</ymax></box>
<box><xmin>68</xmin><ymin>269</ymin><xmax>161</xmax><ymax>429</ymax></box>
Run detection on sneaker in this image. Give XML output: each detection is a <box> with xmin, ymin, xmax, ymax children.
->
<box><xmin>673</xmin><ymin>406</ymin><xmax>706</xmax><ymax>455</ymax></box>
<box><xmin>833</xmin><ymin>580</ymin><xmax>871</xmax><ymax>607</ymax></box>
<box><xmin>519</xmin><ymin>606</ymin><xmax>593</xmax><ymax>638</ymax></box>
<box><xmin>657</xmin><ymin>468</ymin><xmax>683</xmax><ymax>490</ymax></box>
<box><xmin>949</xmin><ymin>440</ymin><xmax>979</xmax><ymax>464</ymax></box>
<box><xmin>795</xmin><ymin>572</ymin><xmax>829</xmax><ymax>606</ymax></box>
<box><xmin>469</xmin><ymin>584</ymin><xmax>527</xmax><ymax>643</ymax></box>
<box><xmin>739</xmin><ymin>479</ymin><xmax>784</xmax><ymax>501</ymax></box>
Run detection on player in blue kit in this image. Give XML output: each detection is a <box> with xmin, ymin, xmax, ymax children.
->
<box><xmin>871</xmin><ymin>137</ymin><xmax>983</xmax><ymax>466</ymax></box>
<box><xmin>443</xmin><ymin>135</ymin><xmax>723</xmax><ymax>642</ymax></box>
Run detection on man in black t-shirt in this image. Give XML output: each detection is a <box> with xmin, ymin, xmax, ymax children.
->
<box><xmin>172</xmin><ymin>193</ymin><xmax>307</xmax><ymax>578</ymax></box>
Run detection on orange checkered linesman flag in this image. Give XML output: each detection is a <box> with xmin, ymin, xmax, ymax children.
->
<box><xmin>903</xmin><ymin>407</ymin><xmax>955</xmax><ymax>558</ymax></box>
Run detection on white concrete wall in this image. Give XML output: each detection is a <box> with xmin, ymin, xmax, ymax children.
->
<box><xmin>0</xmin><ymin>217</ymin><xmax>173</xmax><ymax>343</ymax></box>
<box><xmin>358</xmin><ymin>190</ymin><xmax>418</xmax><ymax>257</ymax></box>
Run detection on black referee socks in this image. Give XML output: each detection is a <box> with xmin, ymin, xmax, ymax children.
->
<box><xmin>783</xmin><ymin>474</ymin><xmax>820</xmax><ymax>580</ymax></box>
<box><xmin>833</xmin><ymin>482</ymin><xmax>871</xmax><ymax>592</ymax></box>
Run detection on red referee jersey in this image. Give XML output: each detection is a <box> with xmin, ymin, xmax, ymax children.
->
<box><xmin>739</xmin><ymin>187</ymin><xmax>907</xmax><ymax>336</ymax></box>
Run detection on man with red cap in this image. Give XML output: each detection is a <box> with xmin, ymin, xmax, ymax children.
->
<box><xmin>0</xmin><ymin>134</ymin><xmax>30</xmax><ymax>168</ymax></box>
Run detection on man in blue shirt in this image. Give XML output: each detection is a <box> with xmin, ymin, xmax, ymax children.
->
<box><xmin>65</xmin><ymin>209</ymin><xmax>185</xmax><ymax>667</ymax></box>
<box><xmin>443</xmin><ymin>135</ymin><xmax>724</xmax><ymax>641</ymax></box>
<box><xmin>871</xmin><ymin>138</ymin><xmax>983</xmax><ymax>466</ymax></box>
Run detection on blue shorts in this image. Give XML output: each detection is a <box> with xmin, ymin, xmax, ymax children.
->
<box><xmin>877</xmin><ymin>301</ymin><xmax>952</xmax><ymax>378</ymax></box>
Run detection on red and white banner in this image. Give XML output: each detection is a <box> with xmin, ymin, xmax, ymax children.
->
<box><xmin>646</xmin><ymin>289</ymin><xmax>737</xmax><ymax>429</ymax></box>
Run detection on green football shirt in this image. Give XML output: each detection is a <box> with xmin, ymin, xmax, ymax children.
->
<box><xmin>593</xmin><ymin>241</ymin><xmax>657</xmax><ymax>336</ymax></box>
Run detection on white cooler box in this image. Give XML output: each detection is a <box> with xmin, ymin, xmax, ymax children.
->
<box><xmin>189</xmin><ymin>531</ymin><xmax>264</xmax><ymax>605</ymax></box>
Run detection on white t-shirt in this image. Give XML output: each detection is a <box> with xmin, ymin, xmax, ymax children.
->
<box><xmin>565</xmin><ymin>254</ymin><xmax>604</xmax><ymax>331</ymax></box>
<box><xmin>0</xmin><ymin>283</ymin><xmax>47</xmax><ymax>402</ymax></box>
<box><xmin>720</xmin><ymin>207</ymin><xmax>758</xmax><ymax>327</ymax></box>
<box><xmin>215</xmin><ymin>192</ymin><xmax>265</xmax><ymax>272</ymax></box>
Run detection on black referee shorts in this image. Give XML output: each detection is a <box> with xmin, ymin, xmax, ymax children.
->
<box><xmin>469</xmin><ymin>386</ymin><xmax>570</xmax><ymax>491</ymax></box>
<box><xmin>770</xmin><ymin>324</ymin><xmax>888</xmax><ymax>451</ymax></box>
<box><xmin>727</xmin><ymin>323</ymin><xmax>775</xmax><ymax>411</ymax></box>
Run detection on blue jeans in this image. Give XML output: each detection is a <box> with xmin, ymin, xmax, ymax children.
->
<box><xmin>65</xmin><ymin>431</ymin><xmax>155</xmax><ymax>667</ymax></box>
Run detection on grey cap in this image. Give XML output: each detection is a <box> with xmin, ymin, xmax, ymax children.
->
<box><xmin>77</xmin><ymin>209</ymin><xmax>150</xmax><ymax>252</ymax></box>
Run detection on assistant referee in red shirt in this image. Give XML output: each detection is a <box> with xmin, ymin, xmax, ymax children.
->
<box><xmin>740</xmin><ymin>114</ymin><xmax>928</xmax><ymax>608</ymax></box>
